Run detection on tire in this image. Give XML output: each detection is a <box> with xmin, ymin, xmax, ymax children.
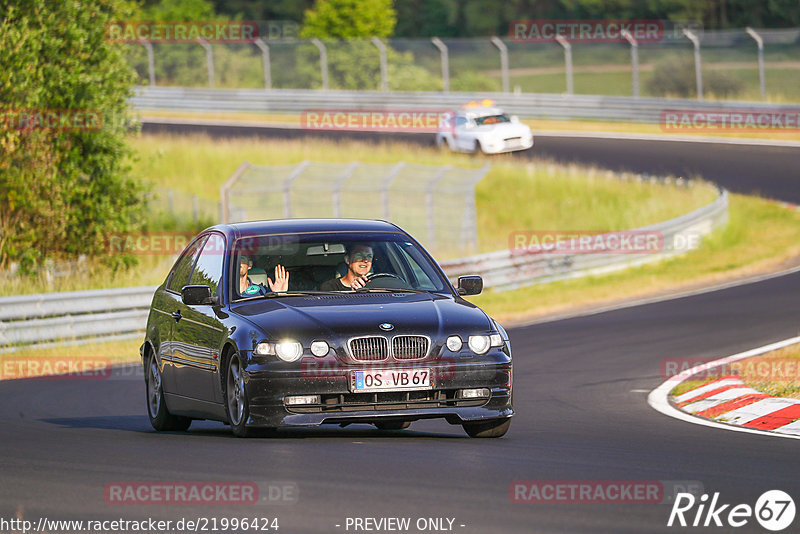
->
<box><xmin>225</xmin><ymin>352</ymin><xmax>256</xmax><ymax>438</ymax></box>
<box><xmin>462</xmin><ymin>417</ymin><xmax>511</xmax><ymax>438</ymax></box>
<box><xmin>146</xmin><ymin>353</ymin><xmax>191</xmax><ymax>432</ymax></box>
<box><xmin>374</xmin><ymin>421</ymin><xmax>411</xmax><ymax>431</ymax></box>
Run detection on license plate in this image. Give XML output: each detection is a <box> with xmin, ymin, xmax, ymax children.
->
<box><xmin>351</xmin><ymin>369</ymin><xmax>432</xmax><ymax>393</ymax></box>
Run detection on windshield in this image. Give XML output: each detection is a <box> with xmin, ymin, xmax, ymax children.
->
<box><xmin>474</xmin><ymin>114</ymin><xmax>510</xmax><ymax>126</ymax></box>
<box><xmin>231</xmin><ymin>231</ymin><xmax>449</xmax><ymax>299</ymax></box>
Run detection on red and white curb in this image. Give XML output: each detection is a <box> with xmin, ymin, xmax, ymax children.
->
<box><xmin>675</xmin><ymin>375</ymin><xmax>800</xmax><ymax>434</ymax></box>
<box><xmin>648</xmin><ymin>336</ymin><xmax>800</xmax><ymax>440</ymax></box>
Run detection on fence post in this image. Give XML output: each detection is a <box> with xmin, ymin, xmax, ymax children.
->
<box><xmin>380</xmin><ymin>162</ymin><xmax>406</xmax><ymax>220</ymax></box>
<box><xmin>371</xmin><ymin>37</ymin><xmax>389</xmax><ymax>91</ymax></box>
<box><xmin>311</xmin><ymin>38</ymin><xmax>329</xmax><ymax>90</ymax></box>
<box><xmin>425</xmin><ymin>166</ymin><xmax>451</xmax><ymax>250</ymax></box>
<box><xmin>490</xmin><ymin>36</ymin><xmax>509</xmax><ymax>93</ymax></box>
<box><xmin>254</xmin><ymin>38</ymin><xmax>271</xmax><ymax>90</ymax></box>
<box><xmin>745</xmin><ymin>27</ymin><xmax>766</xmax><ymax>100</ymax></box>
<box><xmin>555</xmin><ymin>35</ymin><xmax>573</xmax><ymax>95</ymax></box>
<box><xmin>197</xmin><ymin>38</ymin><xmax>214</xmax><ymax>88</ymax></box>
<box><xmin>332</xmin><ymin>163</ymin><xmax>358</xmax><ymax>218</ymax></box>
<box><xmin>682</xmin><ymin>29</ymin><xmax>703</xmax><ymax>100</ymax></box>
<box><xmin>282</xmin><ymin>161</ymin><xmax>311</xmax><ymax>218</ymax></box>
<box><xmin>431</xmin><ymin>37</ymin><xmax>449</xmax><ymax>92</ymax></box>
<box><xmin>220</xmin><ymin>162</ymin><xmax>252</xmax><ymax>224</ymax></box>
<box><xmin>139</xmin><ymin>40</ymin><xmax>156</xmax><ymax>86</ymax></box>
<box><xmin>621</xmin><ymin>30</ymin><xmax>639</xmax><ymax>98</ymax></box>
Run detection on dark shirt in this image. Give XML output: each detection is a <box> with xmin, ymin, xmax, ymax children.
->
<box><xmin>319</xmin><ymin>277</ymin><xmax>350</xmax><ymax>291</ymax></box>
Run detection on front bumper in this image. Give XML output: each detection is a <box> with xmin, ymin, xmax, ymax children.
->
<box><xmin>241</xmin><ymin>354</ymin><xmax>513</xmax><ymax>428</ymax></box>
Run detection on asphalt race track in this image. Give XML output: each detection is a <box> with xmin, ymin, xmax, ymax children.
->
<box><xmin>2</xmin><ymin>124</ymin><xmax>800</xmax><ymax>533</ymax></box>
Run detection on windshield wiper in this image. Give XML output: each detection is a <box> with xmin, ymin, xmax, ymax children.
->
<box><xmin>353</xmin><ymin>288</ymin><xmax>430</xmax><ymax>293</ymax></box>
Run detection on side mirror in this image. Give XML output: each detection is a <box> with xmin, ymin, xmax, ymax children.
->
<box><xmin>457</xmin><ymin>275</ymin><xmax>483</xmax><ymax>296</ymax></box>
<box><xmin>181</xmin><ymin>285</ymin><xmax>216</xmax><ymax>305</ymax></box>
<box><xmin>511</xmin><ymin>115</ymin><xmax>520</xmax><ymax>123</ymax></box>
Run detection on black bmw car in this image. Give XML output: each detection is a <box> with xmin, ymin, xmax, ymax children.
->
<box><xmin>140</xmin><ymin>219</ymin><xmax>513</xmax><ymax>438</ymax></box>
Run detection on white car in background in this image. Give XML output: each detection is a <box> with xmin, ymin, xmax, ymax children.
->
<box><xmin>436</xmin><ymin>100</ymin><xmax>534</xmax><ymax>154</ymax></box>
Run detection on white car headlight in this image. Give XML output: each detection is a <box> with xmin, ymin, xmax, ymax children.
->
<box><xmin>468</xmin><ymin>335</ymin><xmax>491</xmax><ymax>355</ymax></box>
<box><xmin>446</xmin><ymin>335</ymin><xmax>463</xmax><ymax>352</ymax></box>
<box><xmin>275</xmin><ymin>340</ymin><xmax>303</xmax><ymax>362</ymax></box>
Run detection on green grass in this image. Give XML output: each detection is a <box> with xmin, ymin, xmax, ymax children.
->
<box><xmin>129</xmin><ymin>134</ymin><xmax>718</xmax><ymax>255</ymax></box>
<box><xmin>471</xmin><ymin>193</ymin><xmax>800</xmax><ymax>322</ymax></box>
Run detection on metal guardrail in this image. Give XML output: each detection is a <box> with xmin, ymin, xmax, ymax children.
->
<box><xmin>0</xmin><ymin>189</ymin><xmax>727</xmax><ymax>347</ymax></box>
<box><xmin>131</xmin><ymin>86</ymin><xmax>793</xmax><ymax>124</ymax></box>
<box><xmin>0</xmin><ymin>286</ymin><xmax>157</xmax><ymax>347</ymax></box>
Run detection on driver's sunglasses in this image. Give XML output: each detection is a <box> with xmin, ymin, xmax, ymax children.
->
<box><xmin>351</xmin><ymin>252</ymin><xmax>373</xmax><ymax>262</ymax></box>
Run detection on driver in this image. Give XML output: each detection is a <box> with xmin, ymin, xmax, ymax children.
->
<box><xmin>320</xmin><ymin>244</ymin><xmax>372</xmax><ymax>291</ymax></box>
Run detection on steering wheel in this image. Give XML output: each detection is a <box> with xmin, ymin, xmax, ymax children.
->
<box><xmin>364</xmin><ymin>272</ymin><xmax>409</xmax><ymax>289</ymax></box>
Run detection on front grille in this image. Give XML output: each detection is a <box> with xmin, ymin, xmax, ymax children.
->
<box><xmin>392</xmin><ymin>335</ymin><xmax>429</xmax><ymax>360</ymax></box>
<box><xmin>349</xmin><ymin>336</ymin><xmax>389</xmax><ymax>361</ymax></box>
<box><xmin>286</xmin><ymin>389</ymin><xmax>487</xmax><ymax>413</ymax></box>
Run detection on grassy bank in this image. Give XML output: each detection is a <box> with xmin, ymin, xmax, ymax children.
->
<box><xmin>473</xmin><ymin>193</ymin><xmax>800</xmax><ymax>323</ymax></box>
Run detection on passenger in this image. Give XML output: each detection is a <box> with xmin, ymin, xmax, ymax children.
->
<box><xmin>320</xmin><ymin>244</ymin><xmax>372</xmax><ymax>291</ymax></box>
<box><xmin>238</xmin><ymin>255</ymin><xmax>289</xmax><ymax>296</ymax></box>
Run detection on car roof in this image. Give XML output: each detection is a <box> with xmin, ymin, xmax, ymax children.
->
<box><xmin>460</xmin><ymin>107</ymin><xmax>505</xmax><ymax>118</ymax></box>
<box><xmin>206</xmin><ymin>218</ymin><xmax>404</xmax><ymax>240</ymax></box>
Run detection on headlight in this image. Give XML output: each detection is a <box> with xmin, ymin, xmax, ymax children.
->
<box><xmin>490</xmin><ymin>333</ymin><xmax>503</xmax><ymax>347</ymax></box>
<box><xmin>446</xmin><ymin>335</ymin><xmax>463</xmax><ymax>352</ymax></box>
<box><xmin>468</xmin><ymin>335</ymin><xmax>491</xmax><ymax>355</ymax></box>
<box><xmin>310</xmin><ymin>340</ymin><xmax>329</xmax><ymax>357</ymax></box>
<box><xmin>254</xmin><ymin>342</ymin><xmax>274</xmax><ymax>356</ymax></box>
<box><xmin>275</xmin><ymin>340</ymin><xmax>303</xmax><ymax>362</ymax></box>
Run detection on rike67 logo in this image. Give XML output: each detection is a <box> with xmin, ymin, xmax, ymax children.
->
<box><xmin>668</xmin><ymin>490</ymin><xmax>795</xmax><ymax>531</ymax></box>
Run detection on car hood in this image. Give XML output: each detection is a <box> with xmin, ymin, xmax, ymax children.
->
<box><xmin>473</xmin><ymin>122</ymin><xmax>531</xmax><ymax>137</ymax></box>
<box><xmin>232</xmin><ymin>292</ymin><xmax>493</xmax><ymax>342</ymax></box>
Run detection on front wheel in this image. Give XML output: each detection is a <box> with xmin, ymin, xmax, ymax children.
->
<box><xmin>146</xmin><ymin>354</ymin><xmax>191</xmax><ymax>432</ymax></box>
<box><xmin>225</xmin><ymin>352</ymin><xmax>256</xmax><ymax>438</ymax></box>
<box><xmin>462</xmin><ymin>417</ymin><xmax>510</xmax><ymax>438</ymax></box>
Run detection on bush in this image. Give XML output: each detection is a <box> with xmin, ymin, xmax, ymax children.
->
<box><xmin>647</xmin><ymin>55</ymin><xmax>742</xmax><ymax>98</ymax></box>
<box><xmin>0</xmin><ymin>0</ymin><xmax>146</xmax><ymax>271</ymax></box>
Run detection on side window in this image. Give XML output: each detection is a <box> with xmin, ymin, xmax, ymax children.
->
<box><xmin>167</xmin><ymin>237</ymin><xmax>205</xmax><ymax>293</ymax></box>
<box><xmin>190</xmin><ymin>234</ymin><xmax>225</xmax><ymax>296</ymax></box>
